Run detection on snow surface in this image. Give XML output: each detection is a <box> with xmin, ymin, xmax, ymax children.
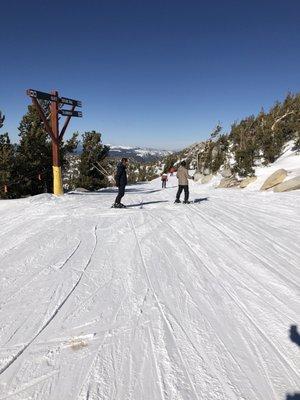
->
<box><xmin>0</xmin><ymin>176</ymin><xmax>299</xmax><ymax>400</ymax></box>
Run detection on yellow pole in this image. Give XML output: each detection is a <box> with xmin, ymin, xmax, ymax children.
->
<box><xmin>50</xmin><ymin>90</ymin><xmax>64</xmax><ymax>196</ymax></box>
<box><xmin>53</xmin><ymin>166</ymin><xmax>63</xmax><ymax>195</ymax></box>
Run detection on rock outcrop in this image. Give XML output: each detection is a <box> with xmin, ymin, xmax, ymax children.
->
<box><xmin>239</xmin><ymin>176</ymin><xmax>257</xmax><ymax>188</ymax></box>
<box><xmin>273</xmin><ymin>176</ymin><xmax>300</xmax><ymax>192</ymax></box>
<box><xmin>74</xmin><ymin>187</ymin><xmax>89</xmax><ymax>192</ymax></box>
<box><xmin>217</xmin><ymin>177</ymin><xmax>239</xmax><ymax>188</ymax></box>
<box><xmin>221</xmin><ymin>168</ymin><xmax>232</xmax><ymax>178</ymax></box>
<box><xmin>203</xmin><ymin>168</ymin><xmax>211</xmax><ymax>176</ymax></box>
<box><xmin>260</xmin><ymin>169</ymin><xmax>287</xmax><ymax>190</ymax></box>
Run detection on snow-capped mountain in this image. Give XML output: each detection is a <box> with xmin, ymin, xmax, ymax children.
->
<box><xmin>75</xmin><ymin>143</ymin><xmax>173</xmax><ymax>162</ymax></box>
<box><xmin>108</xmin><ymin>145</ymin><xmax>173</xmax><ymax>162</ymax></box>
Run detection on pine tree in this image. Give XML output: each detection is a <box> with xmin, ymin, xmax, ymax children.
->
<box><xmin>15</xmin><ymin>105</ymin><xmax>52</xmax><ymax>196</ymax></box>
<box><xmin>0</xmin><ymin>133</ymin><xmax>15</xmax><ymax>198</ymax></box>
<box><xmin>0</xmin><ymin>111</ymin><xmax>5</xmax><ymax>128</ymax></box>
<box><xmin>210</xmin><ymin>122</ymin><xmax>222</xmax><ymax>140</ymax></box>
<box><xmin>75</xmin><ymin>131</ymin><xmax>110</xmax><ymax>190</ymax></box>
<box><xmin>163</xmin><ymin>154</ymin><xmax>178</xmax><ymax>173</ymax></box>
<box><xmin>15</xmin><ymin>105</ymin><xmax>79</xmax><ymax>197</ymax></box>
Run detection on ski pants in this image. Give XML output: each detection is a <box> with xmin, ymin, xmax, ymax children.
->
<box><xmin>162</xmin><ymin>180</ymin><xmax>167</xmax><ymax>188</ymax></box>
<box><xmin>176</xmin><ymin>185</ymin><xmax>189</xmax><ymax>202</ymax></box>
<box><xmin>115</xmin><ymin>185</ymin><xmax>126</xmax><ymax>204</ymax></box>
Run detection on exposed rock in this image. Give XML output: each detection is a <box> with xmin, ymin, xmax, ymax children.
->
<box><xmin>193</xmin><ymin>172</ymin><xmax>203</xmax><ymax>182</ymax></box>
<box><xmin>211</xmin><ymin>147</ymin><xmax>219</xmax><ymax>159</ymax></box>
<box><xmin>221</xmin><ymin>168</ymin><xmax>232</xmax><ymax>178</ymax></box>
<box><xmin>260</xmin><ymin>169</ymin><xmax>287</xmax><ymax>190</ymax></box>
<box><xmin>201</xmin><ymin>174</ymin><xmax>213</xmax><ymax>184</ymax></box>
<box><xmin>217</xmin><ymin>177</ymin><xmax>239</xmax><ymax>188</ymax></box>
<box><xmin>239</xmin><ymin>176</ymin><xmax>257</xmax><ymax>188</ymax></box>
<box><xmin>273</xmin><ymin>176</ymin><xmax>300</xmax><ymax>192</ymax></box>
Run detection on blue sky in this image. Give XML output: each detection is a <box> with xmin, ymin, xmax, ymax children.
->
<box><xmin>1</xmin><ymin>0</ymin><xmax>300</xmax><ymax>149</ymax></box>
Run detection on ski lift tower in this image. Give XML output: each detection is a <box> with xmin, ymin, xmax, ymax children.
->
<box><xmin>26</xmin><ymin>89</ymin><xmax>82</xmax><ymax>195</ymax></box>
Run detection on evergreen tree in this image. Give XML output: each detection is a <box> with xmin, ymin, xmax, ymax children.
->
<box><xmin>127</xmin><ymin>161</ymin><xmax>140</xmax><ymax>183</ymax></box>
<box><xmin>0</xmin><ymin>133</ymin><xmax>15</xmax><ymax>198</ymax></box>
<box><xmin>0</xmin><ymin>111</ymin><xmax>5</xmax><ymax>128</ymax></box>
<box><xmin>15</xmin><ymin>105</ymin><xmax>52</xmax><ymax>196</ymax></box>
<box><xmin>14</xmin><ymin>105</ymin><xmax>79</xmax><ymax>197</ymax></box>
<box><xmin>210</xmin><ymin>122</ymin><xmax>222</xmax><ymax>140</ymax></box>
<box><xmin>75</xmin><ymin>131</ymin><xmax>110</xmax><ymax>190</ymax></box>
<box><xmin>163</xmin><ymin>154</ymin><xmax>178</xmax><ymax>173</ymax></box>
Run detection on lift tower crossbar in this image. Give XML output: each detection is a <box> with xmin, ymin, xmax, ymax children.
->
<box><xmin>27</xmin><ymin>89</ymin><xmax>82</xmax><ymax>195</ymax></box>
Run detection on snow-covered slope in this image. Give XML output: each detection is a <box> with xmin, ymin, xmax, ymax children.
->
<box><xmin>194</xmin><ymin>141</ymin><xmax>300</xmax><ymax>191</ymax></box>
<box><xmin>0</xmin><ymin>177</ymin><xmax>299</xmax><ymax>399</ymax></box>
<box><xmin>246</xmin><ymin>141</ymin><xmax>300</xmax><ymax>191</ymax></box>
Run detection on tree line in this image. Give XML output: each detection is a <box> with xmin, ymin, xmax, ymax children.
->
<box><xmin>165</xmin><ymin>92</ymin><xmax>300</xmax><ymax>177</ymax></box>
<box><xmin>0</xmin><ymin>105</ymin><xmax>109</xmax><ymax>198</ymax></box>
<box><xmin>2</xmin><ymin>92</ymin><xmax>299</xmax><ymax>198</ymax></box>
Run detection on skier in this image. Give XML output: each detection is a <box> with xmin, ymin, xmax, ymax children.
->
<box><xmin>175</xmin><ymin>161</ymin><xmax>194</xmax><ymax>204</ymax></box>
<box><xmin>112</xmin><ymin>158</ymin><xmax>128</xmax><ymax>208</ymax></box>
<box><xmin>161</xmin><ymin>173</ymin><xmax>168</xmax><ymax>188</ymax></box>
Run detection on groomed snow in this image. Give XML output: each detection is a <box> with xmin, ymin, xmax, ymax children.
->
<box><xmin>0</xmin><ymin>177</ymin><xmax>299</xmax><ymax>400</ymax></box>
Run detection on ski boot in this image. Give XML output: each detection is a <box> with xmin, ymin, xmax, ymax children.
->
<box><xmin>174</xmin><ymin>199</ymin><xmax>181</xmax><ymax>204</ymax></box>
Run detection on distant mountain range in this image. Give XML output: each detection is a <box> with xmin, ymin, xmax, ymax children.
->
<box><xmin>76</xmin><ymin>143</ymin><xmax>173</xmax><ymax>163</ymax></box>
<box><xmin>108</xmin><ymin>146</ymin><xmax>173</xmax><ymax>162</ymax></box>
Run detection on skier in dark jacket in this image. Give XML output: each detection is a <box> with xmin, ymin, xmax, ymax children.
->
<box><xmin>113</xmin><ymin>158</ymin><xmax>128</xmax><ymax>208</ymax></box>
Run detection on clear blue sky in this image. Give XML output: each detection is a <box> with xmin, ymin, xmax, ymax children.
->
<box><xmin>1</xmin><ymin>0</ymin><xmax>300</xmax><ymax>149</ymax></box>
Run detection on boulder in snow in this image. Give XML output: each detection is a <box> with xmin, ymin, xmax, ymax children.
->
<box><xmin>239</xmin><ymin>176</ymin><xmax>257</xmax><ymax>188</ymax></box>
<box><xmin>217</xmin><ymin>177</ymin><xmax>239</xmax><ymax>188</ymax></box>
<box><xmin>221</xmin><ymin>168</ymin><xmax>232</xmax><ymax>178</ymax></box>
<box><xmin>260</xmin><ymin>169</ymin><xmax>287</xmax><ymax>190</ymax></box>
<box><xmin>273</xmin><ymin>176</ymin><xmax>300</xmax><ymax>192</ymax></box>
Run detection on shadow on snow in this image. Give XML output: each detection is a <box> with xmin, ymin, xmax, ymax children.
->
<box><xmin>68</xmin><ymin>187</ymin><xmax>163</xmax><ymax>195</ymax></box>
<box><xmin>126</xmin><ymin>200</ymin><xmax>169</xmax><ymax>208</ymax></box>
<box><xmin>286</xmin><ymin>325</ymin><xmax>300</xmax><ymax>399</ymax></box>
<box><xmin>193</xmin><ymin>197</ymin><xmax>209</xmax><ymax>203</ymax></box>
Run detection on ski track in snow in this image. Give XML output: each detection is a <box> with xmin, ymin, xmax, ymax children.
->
<box><xmin>0</xmin><ymin>176</ymin><xmax>299</xmax><ymax>400</ymax></box>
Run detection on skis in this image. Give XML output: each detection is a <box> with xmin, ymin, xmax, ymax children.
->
<box><xmin>174</xmin><ymin>201</ymin><xmax>196</xmax><ymax>204</ymax></box>
<box><xmin>111</xmin><ymin>203</ymin><xmax>127</xmax><ymax>209</ymax></box>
